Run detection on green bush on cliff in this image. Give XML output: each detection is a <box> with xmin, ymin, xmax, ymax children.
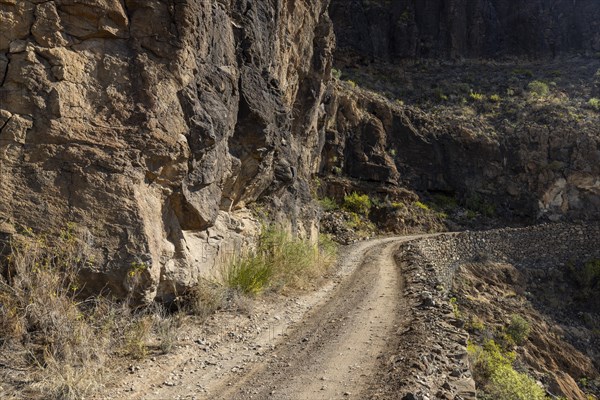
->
<box><xmin>506</xmin><ymin>314</ymin><xmax>531</xmax><ymax>345</ymax></box>
<box><xmin>486</xmin><ymin>364</ymin><xmax>546</xmax><ymax>400</ymax></box>
<box><xmin>527</xmin><ymin>80</ymin><xmax>550</xmax><ymax>97</ymax></box>
<box><xmin>468</xmin><ymin>340</ymin><xmax>545</xmax><ymax>400</ymax></box>
<box><xmin>319</xmin><ymin>197</ymin><xmax>338</xmax><ymax>211</ymax></box>
<box><xmin>342</xmin><ymin>192</ymin><xmax>372</xmax><ymax>216</ymax></box>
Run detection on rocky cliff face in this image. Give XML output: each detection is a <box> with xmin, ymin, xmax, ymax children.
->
<box><xmin>0</xmin><ymin>0</ymin><xmax>333</xmax><ymax>302</ymax></box>
<box><xmin>320</xmin><ymin>73</ymin><xmax>600</xmax><ymax>223</ymax></box>
<box><xmin>321</xmin><ymin>1</ymin><xmax>600</xmax><ymax>228</ymax></box>
<box><xmin>330</xmin><ymin>0</ymin><xmax>600</xmax><ymax>62</ymax></box>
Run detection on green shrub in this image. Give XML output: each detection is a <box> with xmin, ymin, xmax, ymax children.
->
<box><xmin>527</xmin><ymin>80</ymin><xmax>549</xmax><ymax>97</ymax></box>
<box><xmin>487</xmin><ymin>364</ymin><xmax>546</xmax><ymax>400</ymax></box>
<box><xmin>470</xmin><ymin>92</ymin><xmax>485</xmax><ymax>101</ymax></box>
<box><xmin>468</xmin><ymin>316</ymin><xmax>485</xmax><ymax>332</ymax></box>
<box><xmin>331</xmin><ymin>68</ymin><xmax>342</xmax><ymax>80</ymax></box>
<box><xmin>580</xmin><ymin>260</ymin><xmax>600</xmax><ymax>288</ymax></box>
<box><xmin>414</xmin><ymin>201</ymin><xmax>430</xmax><ymax>211</ymax></box>
<box><xmin>224</xmin><ymin>253</ymin><xmax>273</xmax><ymax>295</ymax></box>
<box><xmin>450</xmin><ymin>297</ymin><xmax>461</xmax><ymax>319</ymax></box>
<box><xmin>433</xmin><ymin>193</ymin><xmax>458</xmax><ymax>210</ymax></box>
<box><xmin>507</xmin><ymin>314</ymin><xmax>531</xmax><ymax>345</ymax></box>
<box><xmin>319</xmin><ymin>197</ymin><xmax>338</xmax><ymax>211</ymax></box>
<box><xmin>468</xmin><ymin>339</ymin><xmax>545</xmax><ymax>399</ymax></box>
<box><xmin>318</xmin><ymin>233</ymin><xmax>338</xmax><ymax>261</ymax></box>
<box><xmin>588</xmin><ymin>98</ymin><xmax>600</xmax><ymax>111</ymax></box>
<box><xmin>469</xmin><ymin>339</ymin><xmax>515</xmax><ymax>381</ymax></box>
<box><xmin>489</xmin><ymin>94</ymin><xmax>501</xmax><ymax>102</ymax></box>
<box><xmin>436</xmin><ymin>88</ymin><xmax>448</xmax><ymax>101</ymax></box>
<box><xmin>465</xmin><ymin>194</ymin><xmax>496</xmax><ymax>217</ymax></box>
<box><xmin>343</xmin><ymin>192</ymin><xmax>372</xmax><ymax>216</ymax></box>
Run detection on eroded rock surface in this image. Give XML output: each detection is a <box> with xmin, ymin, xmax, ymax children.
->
<box><xmin>0</xmin><ymin>0</ymin><xmax>334</xmax><ymax>301</ymax></box>
<box><xmin>319</xmin><ymin>76</ymin><xmax>600</xmax><ymax>223</ymax></box>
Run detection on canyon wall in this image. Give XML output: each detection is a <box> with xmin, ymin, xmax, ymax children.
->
<box><xmin>330</xmin><ymin>0</ymin><xmax>600</xmax><ymax>62</ymax></box>
<box><xmin>0</xmin><ymin>0</ymin><xmax>333</xmax><ymax>302</ymax></box>
<box><xmin>319</xmin><ymin>83</ymin><xmax>600</xmax><ymax>221</ymax></box>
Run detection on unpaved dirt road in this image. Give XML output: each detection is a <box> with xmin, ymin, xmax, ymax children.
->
<box><xmin>212</xmin><ymin>237</ymin><xmax>411</xmax><ymax>400</ymax></box>
<box><xmin>103</xmin><ymin>235</ymin><xmax>428</xmax><ymax>400</ymax></box>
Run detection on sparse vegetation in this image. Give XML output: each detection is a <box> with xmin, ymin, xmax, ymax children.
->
<box><xmin>450</xmin><ymin>297</ymin><xmax>461</xmax><ymax>319</ymax></box>
<box><xmin>432</xmin><ymin>193</ymin><xmax>458</xmax><ymax>210</ymax></box>
<box><xmin>414</xmin><ymin>201</ymin><xmax>430</xmax><ymax>211</ymax></box>
<box><xmin>0</xmin><ymin>227</ymin><xmax>184</xmax><ymax>399</ymax></box>
<box><xmin>470</xmin><ymin>92</ymin><xmax>485</xmax><ymax>101</ymax></box>
<box><xmin>468</xmin><ymin>340</ymin><xmax>546</xmax><ymax>400</ymax></box>
<box><xmin>187</xmin><ymin>278</ymin><xmax>227</xmax><ymax>320</ymax></box>
<box><xmin>465</xmin><ymin>194</ymin><xmax>496</xmax><ymax>217</ymax></box>
<box><xmin>506</xmin><ymin>314</ymin><xmax>531</xmax><ymax>345</ymax></box>
<box><xmin>342</xmin><ymin>192</ymin><xmax>372</xmax><ymax>216</ymax></box>
<box><xmin>527</xmin><ymin>80</ymin><xmax>550</xmax><ymax>97</ymax></box>
<box><xmin>468</xmin><ymin>315</ymin><xmax>486</xmax><ymax>332</ymax></box>
<box><xmin>588</xmin><ymin>98</ymin><xmax>600</xmax><ymax>111</ymax></box>
<box><xmin>222</xmin><ymin>226</ymin><xmax>336</xmax><ymax>295</ymax></box>
<box><xmin>568</xmin><ymin>259</ymin><xmax>600</xmax><ymax>305</ymax></box>
<box><xmin>332</xmin><ymin>68</ymin><xmax>342</xmax><ymax>80</ymax></box>
<box><xmin>319</xmin><ymin>196</ymin><xmax>339</xmax><ymax>211</ymax></box>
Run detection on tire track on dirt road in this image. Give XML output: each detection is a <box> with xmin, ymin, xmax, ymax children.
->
<box><xmin>212</xmin><ymin>236</ymin><xmax>422</xmax><ymax>400</ymax></box>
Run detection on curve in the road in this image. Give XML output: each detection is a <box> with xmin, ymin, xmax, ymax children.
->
<box><xmin>212</xmin><ymin>236</ymin><xmax>420</xmax><ymax>400</ymax></box>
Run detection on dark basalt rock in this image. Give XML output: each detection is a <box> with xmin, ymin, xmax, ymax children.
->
<box><xmin>330</xmin><ymin>0</ymin><xmax>600</xmax><ymax>62</ymax></box>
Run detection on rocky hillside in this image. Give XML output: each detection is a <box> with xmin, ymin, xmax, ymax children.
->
<box><xmin>319</xmin><ymin>58</ymin><xmax>600</xmax><ymax>225</ymax></box>
<box><xmin>389</xmin><ymin>223</ymin><xmax>600</xmax><ymax>399</ymax></box>
<box><xmin>320</xmin><ymin>0</ymin><xmax>600</xmax><ymax>227</ymax></box>
<box><xmin>0</xmin><ymin>0</ymin><xmax>333</xmax><ymax>302</ymax></box>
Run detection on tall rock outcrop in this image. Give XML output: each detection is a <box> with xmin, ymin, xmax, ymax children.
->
<box><xmin>0</xmin><ymin>0</ymin><xmax>334</xmax><ymax>302</ymax></box>
<box><xmin>330</xmin><ymin>0</ymin><xmax>600</xmax><ymax>62</ymax></box>
<box><xmin>320</xmin><ymin>82</ymin><xmax>600</xmax><ymax>222</ymax></box>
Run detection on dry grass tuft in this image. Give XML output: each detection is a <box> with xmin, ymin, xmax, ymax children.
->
<box><xmin>0</xmin><ymin>226</ymin><xmax>183</xmax><ymax>399</ymax></box>
<box><xmin>222</xmin><ymin>226</ymin><xmax>337</xmax><ymax>295</ymax></box>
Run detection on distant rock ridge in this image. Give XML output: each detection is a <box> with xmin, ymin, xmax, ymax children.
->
<box><xmin>330</xmin><ymin>0</ymin><xmax>600</xmax><ymax>62</ymax></box>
